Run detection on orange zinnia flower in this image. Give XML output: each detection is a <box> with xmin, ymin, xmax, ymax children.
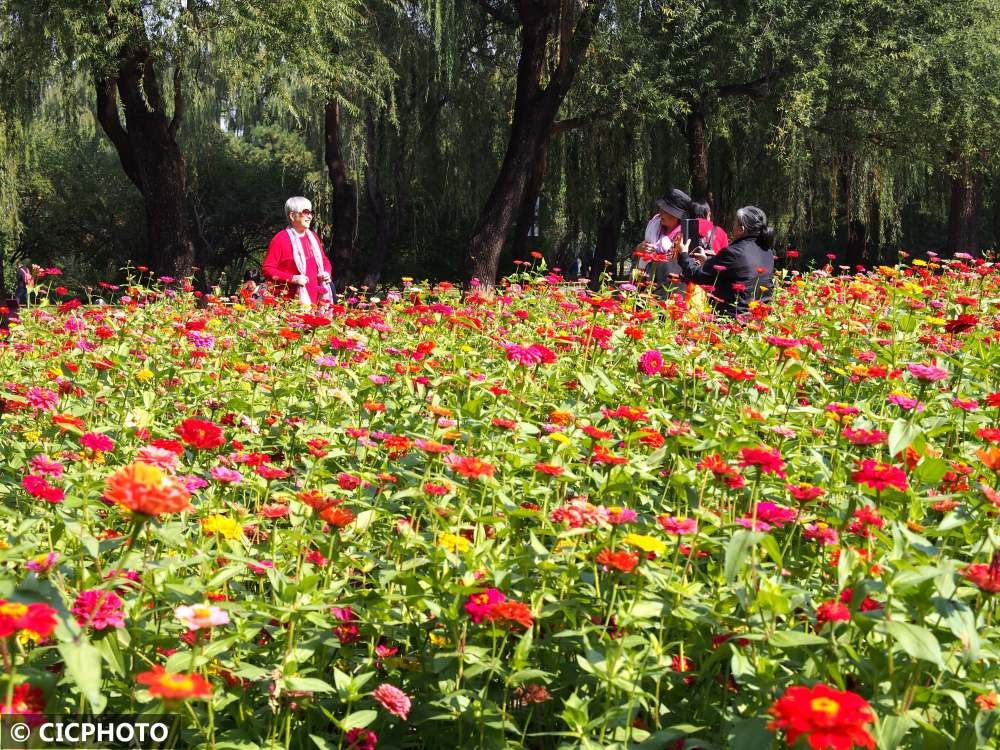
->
<box><xmin>444</xmin><ymin>454</ymin><xmax>495</xmax><ymax>479</ymax></box>
<box><xmin>320</xmin><ymin>506</ymin><xmax>356</xmax><ymax>527</ymax></box>
<box><xmin>485</xmin><ymin>600</ymin><xmax>534</xmax><ymax>630</ymax></box>
<box><xmin>104</xmin><ymin>463</ymin><xmax>191</xmax><ymax>516</ymax></box>
<box><xmin>596</xmin><ymin>549</ymin><xmax>639</xmax><ymax>573</ymax></box>
<box><xmin>137</xmin><ymin>666</ymin><xmax>213</xmax><ymax>700</ymax></box>
<box><xmin>977</xmin><ymin>447</ymin><xmax>1000</xmax><ymax>472</ymax></box>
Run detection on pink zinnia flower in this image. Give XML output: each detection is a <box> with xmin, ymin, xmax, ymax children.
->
<box><xmin>372</xmin><ymin>683</ymin><xmax>411</xmax><ymax>721</ymax></box>
<box><xmin>135</xmin><ymin>446</ymin><xmax>181</xmax><ymax>471</ymax></box>
<box><xmin>906</xmin><ymin>363</ymin><xmax>948</xmax><ymax>382</ymax></box>
<box><xmin>72</xmin><ymin>589</ymin><xmax>125</xmax><ymax>630</ymax></box>
<box><xmin>175</xmin><ymin>604</ymin><xmax>230</xmax><ymax>631</ymax></box>
<box><xmin>638</xmin><ymin>350</ymin><xmax>664</xmax><ymax>376</ymax></box>
<box><xmin>657</xmin><ymin>516</ymin><xmax>698</xmax><ymax>535</ymax></box>
<box><xmin>210</xmin><ymin>466</ymin><xmax>243</xmax><ymax>484</ymax></box>
<box><xmin>803</xmin><ymin>523</ymin><xmax>839</xmax><ymax>545</ymax></box>
<box><xmin>29</xmin><ymin>454</ymin><xmax>64</xmax><ymax>478</ymax></box>
<box><xmin>345</xmin><ymin>728</ymin><xmax>378</xmax><ymax>750</ymax></box>
<box><xmin>80</xmin><ymin>432</ymin><xmax>115</xmax><ymax>452</ymax></box>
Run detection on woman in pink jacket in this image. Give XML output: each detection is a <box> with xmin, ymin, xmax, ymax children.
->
<box><xmin>262</xmin><ymin>197</ymin><xmax>333</xmax><ymax>306</ymax></box>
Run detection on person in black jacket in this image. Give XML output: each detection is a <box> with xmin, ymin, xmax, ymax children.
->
<box><xmin>675</xmin><ymin>205</ymin><xmax>775</xmax><ymax>317</ymax></box>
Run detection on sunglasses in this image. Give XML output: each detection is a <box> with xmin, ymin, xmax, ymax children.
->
<box><xmin>297</xmin><ymin>209</ymin><xmax>313</xmax><ymax>216</ymax></box>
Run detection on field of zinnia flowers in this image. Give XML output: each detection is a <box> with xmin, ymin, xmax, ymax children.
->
<box><xmin>3</xmin><ymin>257</ymin><xmax>1000</xmax><ymax>749</ymax></box>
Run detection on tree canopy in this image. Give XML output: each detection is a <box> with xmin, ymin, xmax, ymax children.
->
<box><xmin>1</xmin><ymin>0</ymin><xmax>997</xmax><ymax>292</ymax></box>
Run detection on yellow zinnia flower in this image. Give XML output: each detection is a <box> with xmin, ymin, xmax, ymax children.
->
<box><xmin>622</xmin><ymin>533</ymin><xmax>667</xmax><ymax>555</ymax></box>
<box><xmin>438</xmin><ymin>533</ymin><xmax>471</xmax><ymax>553</ymax></box>
<box><xmin>201</xmin><ymin>514</ymin><xmax>243</xmax><ymax>540</ymax></box>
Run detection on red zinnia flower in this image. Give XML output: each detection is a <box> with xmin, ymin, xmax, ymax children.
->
<box><xmin>786</xmin><ymin>483</ymin><xmax>825</xmax><ymax>502</ymax></box>
<box><xmin>816</xmin><ymin>600</ymin><xmax>851</xmax><ymax>624</ymax></box>
<box><xmin>851</xmin><ymin>459</ymin><xmax>907</xmax><ymax>493</ymax></box>
<box><xmin>961</xmin><ymin>551</ymin><xmax>1000</xmax><ymax>593</ymax></box>
<box><xmin>739</xmin><ymin>446</ymin><xmax>786</xmax><ymax>477</ymax></box>
<box><xmin>768</xmin><ymin>683</ymin><xmax>876</xmax><ymax>749</ymax></box>
<box><xmin>596</xmin><ymin>549</ymin><xmax>639</xmax><ymax>573</ymax></box>
<box><xmin>174</xmin><ymin>418</ymin><xmax>225</xmax><ymax>450</ymax></box>
<box><xmin>1</xmin><ymin>682</ymin><xmax>46</xmax><ymax>715</ymax></box>
<box><xmin>0</xmin><ymin>599</ymin><xmax>58</xmax><ymax>638</ymax></box>
<box><xmin>534</xmin><ymin>463</ymin><xmax>564</xmax><ymax>476</ymax></box>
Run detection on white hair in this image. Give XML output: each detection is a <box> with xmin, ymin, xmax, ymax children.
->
<box><xmin>284</xmin><ymin>196</ymin><xmax>312</xmax><ymax>218</ymax></box>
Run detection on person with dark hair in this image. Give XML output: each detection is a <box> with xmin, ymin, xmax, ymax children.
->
<box><xmin>676</xmin><ymin>205</ymin><xmax>775</xmax><ymax>317</ymax></box>
<box><xmin>690</xmin><ymin>202</ymin><xmax>729</xmax><ymax>256</ymax></box>
<box><xmin>633</xmin><ymin>188</ymin><xmax>692</xmax><ymax>297</ymax></box>
<box><xmin>15</xmin><ymin>261</ymin><xmax>32</xmax><ymax>306</ymax></box>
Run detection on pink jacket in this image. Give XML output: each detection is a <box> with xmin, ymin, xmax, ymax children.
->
<box><xmin>262</xmin><ymin>230</ymin><xmax>333</xmax><ymax>303</ymax></box>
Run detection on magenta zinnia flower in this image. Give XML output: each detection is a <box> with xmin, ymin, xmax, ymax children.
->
<box><xmin>638</xmin><ymin>350</ymin><xmax>664</xmax><ymax>376</ymax></box>
<box><xmin>464</xmin><ymin>588</ymin><xmax>506</xmax><ymax>623</ymax></box>
<box><xmin>71</xmin><ymin>589</ymin><xmax>125</xmax><ymax>630</ymax></box>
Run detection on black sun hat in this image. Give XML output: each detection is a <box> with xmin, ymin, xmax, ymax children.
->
<box><xmin>655</xmin><ymin>188</ymin><xmax>693</xmax><ymax>220</ymax></box>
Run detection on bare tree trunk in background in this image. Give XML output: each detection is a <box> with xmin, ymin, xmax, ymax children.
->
<box><xmin>946</xmin><ymin>161</ymin><xmax>981</xmax><ymax>257</ymax></box>
<box><xmin>687</xmin><ymin>96</ymin><xmax>711</xmax><ymax>203</ymax></box>
<box><xmin>363</xmin><ymin>107</ymin><xmax>393</xmax><ymax>288</ymax></box>
<box><xmin>325</xmin><ymin>100</ymin><xmax>358</xmax><ymax>285</ymax></box>
<box><xmin>837</xmin><ymin>160</ymin><xmax>866</xmax><ymax>270</ymax></box>
<box><xmin>591</xmin><ymin>176</ymin><xmax>626</xmax><ymax>291</ymax></box>
<box><xmin>510</xmin><ymin>143</ymin><xmax>548</xmax><ymax>264</ymax></box>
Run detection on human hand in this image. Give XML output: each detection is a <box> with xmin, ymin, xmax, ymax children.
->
<box><xmin>291</xmin><ymin>274</ymin><xmax>309</xmax><ymax>286</ymax></box>
<box><xmin>679</xmin><ymin>238</ymin><xmax>692</xmax><ymax>254</ymax></box>
<box><xmin>317</xmin><ymin>271</ymin><xmax>331</xmax><ymax>283</ymax></box>
<box><xmin>691</xmin><ymin>249</ymin><xmax>709</xmax><ymax>264</ymax></box>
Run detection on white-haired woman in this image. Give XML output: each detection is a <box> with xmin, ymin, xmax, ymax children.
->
<box><xmin>262</xmin><ymin>197</ymin><xmax>333</xmax><ymax>306</ymax></box>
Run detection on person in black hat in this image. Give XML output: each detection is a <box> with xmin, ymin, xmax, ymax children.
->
<box><xmin>633</xmin><ymin>188</ymin><xmax>692</xmax><ymax>298</ymax></box>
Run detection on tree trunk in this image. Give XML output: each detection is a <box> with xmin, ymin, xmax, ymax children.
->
<box><xmin>94</xmin><ymin>36</ymin><xmax>197</xmax><ymax>278</ymax></box>
<box><xmin>465</xmin><ymin>0</ymin><xmax>606</xmax><ymax>288</ymax></box>
<box><xmin>325</xmin><ymin>100</ymin><xmax>358</xmax><ymax>284</ymax></box>
<box><xmin>687</xmin><ymin>96</ymin><xmax>710</xmax><ymax>203</ymax></box>
<box><xmin>510</xmin><ymin>142</ymin><xmax>548</xmax><ymax>264</ymax></box>
<box><xmin>837</xmin><ymin>160</ymin><xmax>866</xmax><ymax>269</ymax></box>
<box><xmin>590</xmin><ymin>177</ymin><xmax>626</xmax><ymax>290</ymax></box>
<box><xmin>946</xmin><ymin>163</ymin><xmax>981</xmax><ymax>257</ymax></box>
<box><xmin>363</xmin><ymin>107</ymin><xmax>392</xmax><ymax>288</ymax></box>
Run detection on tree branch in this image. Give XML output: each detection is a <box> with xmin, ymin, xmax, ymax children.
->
<box><xmin>552</xmin><ymin>110</ymin><xmax>610</xmax><ymax>135</ymax></box>
<box><xmin>716</xmin><ymin>63</ymin><xmax>791</xmax><ymax>99</ymax></box>
<box><xmin>470</xmin><ymin>0</ymin><xmax>518</xmax><ymax>26</ymax></box>
<box><xmin>169</xmin><ymin>63</ymin><xmax>184</xmax><ymax>137</ymax></box>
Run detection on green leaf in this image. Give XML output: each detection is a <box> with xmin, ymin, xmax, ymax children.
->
<box><xmin>282</xmin><ymin>677</ymin><xmax>336</xmax><ymax>693</ymax></box>
<box><xmin>876</xmin><ymin>713</ymin><xmax>916</xmax><ymax>750</ymax></box>
<box><xmin>769</xmin><ymin>630</ymin><xmax>829</xmax><ymax>648</ymax></box>
<box><xmin>340</xmin><ymin>710</ymin><xmax>378</xmax><ymax>730</ymax></box>
<box><xmin>58</xmin><ymin>639</ymin><xmax>105</xmax><ymax>712</ymax></box>
<box><xmin>879</xmin><ymin>621</ymin><xmax>945</xmax><ymax>669</ymax></box>
<box><xmin>725</xmin><ymin>530</ymin><xmax>764</xmax><ymax>584</ymax></box>
<box><xmin>729</xmin><ymin>717</ymin><xmax>772</xmax><ymax>750</ymax></box>
<box><xmin>888</xmin><ymin>419</ymin><xmax>921</xmax><ymax>457</ymax></box>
